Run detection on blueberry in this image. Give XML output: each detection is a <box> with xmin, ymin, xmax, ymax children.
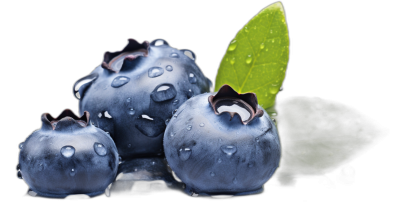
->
<box><xmin>18</xmin><ymin>109</ymin><xmax>118</xmax><ymax>198</ymax></box>
<box><xmin>164</xmin><ymin>85</ymin><xmax>281</xmax><ymax>196</ymax></box>
<box><xmin>73</xmin><ymin>39</ymin><xmax>212</xmax><ymax>159</ymax></box>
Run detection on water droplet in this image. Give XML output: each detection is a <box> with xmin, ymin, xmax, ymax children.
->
<box><xmin>70</xmin><ymin>168</ymin><xmax>76</xmax><ymax>177</ymax></box>
<box><xmin>98</xmin><ymin>113</ymin><xmax>102</xmax><ymax>118</ymax></box>
<box><xmin>19</xmin><ymin>142</ymin><xmax>24</xmax><ymax>150</ymax></box>
<box><xmin>255</xmin><ymin>137</ymin><xmax>259</xmax><ymax>143</ymax></box>
<box><xmin>260</xmin><ymin>43</ymin><xmax>265</xmax><ymax>49</ymax></box>
<box><xmin>272</xmin><ymin>39</ymin><xmax>275</xmax><ymax>43</ymax></box>
<box><xmin>105</xmin><ymin>183</ymin><xmax>112</xmax><ymax>197</ymax></box>
<box><xmin>173</xmin><ymin>99</ymin><xmax>179</xmax><ymax>105</ymax></box>
<box><xmin>111</xmin><ymin>76</ymin><xmax>130</xmax><ymax>88</ymax></box>
<box><xmin>230</xmin><ymin>57</ymin><xmax>235</xmax><ymax>65</ymax></box>
<box><xmin>148</xmin><ymin>67</ymin><xmax>164</xmax><ymax>78</ymax></box>
<box><xmin>210</xmin><ymin>172</ymin><xmax>215</xmax><ymax>177</ymax></box>
<box><xmin>217</xmin><ymin>158</ymin><xmax>222</xmax><ymax>163</ymax></box>
<box><xmin>170</xmin><ymin>53</ymin><xmax>179</xmax><ymax>58</ymax></box>
<box><xmin>216</xmin><ymin>99</ymin><xmax>251</xmax><ymax>122</ymax></box>
<box><xmin>61</xmin><ymin>146</ymin><xmax>75</xmax><ymax>158</ymax></box>
<box><xmin>246</xmin><ymin>55</ymin><xmax>252</xmax><ymax>64</ymax></box>
<box><xmin>94</xmin><ymin>143</ymin><xmax>107</xmax><ymax>156</ymax></box>
<box><xmin>233</xmin><ymin>177</ymin><xmax>238</xmax><ymax>184</ymax></box>
<box><xmin>178</xmin><ymin>148</ymin><xmax>192</xmax><ymax>161</ymax></box>
<box><xmin>248</xmin><ymin>162</ymin><xmax>254</xmax><ymax>168</ymax></box>
<box><xmin>173</xmin><ymin>114</ymin><xmax>178</xmax><ymax>118</ymax></box>
<box><xmin>270</xmin><ymin>29</ymin><xmax>273</xmax><ymax>33</ymax></box>
<box><xmin>17</xmin><ymin>171</ymin><xmax>22</xmax><ymax>179</ymax></box>
<box><xmin>280</xmin><ymin>87</ymin><xmax>283</xmax><ymax>91</ymax></box>
<box><xmin>270</xmin><ymin>112</ymin><xmax>277</xmax><ymax>116</ymax></box>
<box><xmin>170</xmin><ymin>132</ymin><xmax>176</xmax><ymax>137</ymax></box>
<box><xmin>220</xmin><ymin>145</ymin><xmax>237</xmax><ymax>156</ymax></box>
<box><xmin>244</xmin><ymin>27</ymin><xmax>249</xmax><ymax>33</ymax></box>
<box><xmin>165</xmin><ymin>119</ymin><xmax>170</xmax><ymax>125</ymax></box>
<box><xmin>38</xmin><ymin>164</ymin><xmax>43</xmax><ymax>171</ymax></box>
<box><xmin>199</xmin><ymin>123</ymin><xmax>205</xmax><ymax>127</ymax></box>
<box><xmin>191</xmin><ymin>192</ymin><xmax>199</xmax><ymax>197</ymax></box>
<box><xmin>228</xmin><ymin>39</ymin><xmax>237</xmax><ymax>51</ymax></box>
<box><xmin>272</xmin><ymin>118</ymin><xmax>277</xmax><ymax>125</ymax></box>
<box><xmin>187</xmin><ymin>125</ymin><xmax>192</xmax><ymax>131</ymax></box>
<box><xmin>187</xmin><ymin>89</ymin><xmax>194</xmax><ymax>98</ymax></box>
<box><xmin>151</xmin><ymin>84</ymin><xmax>177</xmax><ymax>102</ymax></box>
<box><xmin>127</xmin><ymin>108</ymin><xmax>135</xmax><ymax>116</ymax></box>
<box><xmin>126</xmin><ymin>97</ymin><xmax>131</xmax><ymax>103</ymax></box>
<box><xmin>188</xmin><ymin>73</ymin><xmax>197</xmax><ymax>84</ymax></box>
<box><xmin>16</xmin><ymin>164</ymin><xmax>20</xmax><ymax>170</ymax></box>
<box><xmin>269</xmin><ymin>85</ymin><xmax>280</xmax><ymax>94</ymax></box>
<box><xmin>166</xmin><ymin>65</ymin><xmax>173</xmax><ymax>72</ymax></box>
<box><xmin>28</xmin><ymin>189</ymin><xmax>37</xmax><ymax>196</ymax></box>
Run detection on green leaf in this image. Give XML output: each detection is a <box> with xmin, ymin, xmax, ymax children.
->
<box><xmin>214</xmin><ymin>2</ymin><xmax>289</xmax><ymax>109</ymax></box>
<box><xmin>276</xmin><ymin>97</ymin><xmax>389</xmax><ymax>184</ymax></box>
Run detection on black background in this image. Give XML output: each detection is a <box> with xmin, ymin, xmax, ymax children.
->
<box><xmin>2</xmin><ymin>1</ymin><xmax>399</xmax><ymax>214</ymax></box>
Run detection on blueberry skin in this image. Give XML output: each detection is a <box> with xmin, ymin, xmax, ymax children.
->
<box><xmin>164</xmin><ymin>93</ymin><xmax>281</xmax><ymax>195</ymax></box>
<box><xmin>74</xmin><ymin>39</ymin><xmax>212</xmax><ymax>159</ymax></box>
<box><xmin>18</xmin><ymin>110</ymin><xmax>118</xmax><ymax>198</ymax></box>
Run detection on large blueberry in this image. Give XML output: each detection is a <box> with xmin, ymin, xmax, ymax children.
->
<box><xmin>73</xmin><ymin>39</ymin><xmax>212</xmax><ymax>160</ymax></box>
<box><xmin>164</xmin><ymin>85</ymin><xmax>281</xmax><ymax>196</ymax></box>
<box><xmin>18</xmin><ymin>109</ymin><xmax>118</xmax><ymax>198</ymax></box>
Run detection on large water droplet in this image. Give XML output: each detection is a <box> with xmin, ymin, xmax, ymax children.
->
<box><xmin>188</xmin><ymin>73</ymin><xmax>197</xmax><ymax>84</ymax></box>
<box><xmin>151</xmin><ymin>84</ymin><xmax>177</xmax><ymax>102</ymax></box>
<box><xmin>94</xmin><ymin>143</ymin><xmax>107</xmax><ymax>156</ymax></box>
<box><xmin>220</xmin><ymin>145</ymin><xmax>237</xmax><ymax>155</ymax></box>
<box><xmin>216</xmin><ymin>99</ymin><xmax>251</xmax><ymax>122</ymax></box>
<box><xmin>127</xmin><ymin>108</ymin><xmax>136</xmax><ymax>116</ymax></box>
<box><xmin>135</xmin><ymin>116</ymin><xmax>166</xmax><ymax>137</ymax></box>
<box><xmin>61</xmin><ymin>146</ymin><xmax>75</xmax><ymax>158</ymax></box>
<box><xmin>178</xmin><ymin>148</ymin><xmax>192</xmax><ymax>161</ymax></box>
<box><xmin>111</xmin><ymin>76</ymin><xmax>130</xmax><ymax>88</ymax></box>
<box><xmin>170</xmin><ymin>53</ymin><xmax>179</xmax><ymax>58</ymax></box>
<box><xmin>148</xmin><ymin>67</ymin><xmax>164</xmax><ymax>78</ymax></box>
<box><xmin>228</xmin><ymin>39</ymin><xmax>237</xmax><ymax>51</ymax></box>
<box><xmin>246</xmin><ymin>55</ymin><xmax>252</xmax><ymax>64</ymax></box>
<box><xmin>166</xmin><ymin>65</ymin><xmax>173</xmax><ymax>72</ymax></box>
<box><xmin>182</xmin><ymin>50</ymin><xmax>195</xmax><ymax>60</ymax></box>
<box><xmin>186</xmin><ymin>125</ymin><xmax>192</xmax><ymax>131</ymax></box>
<box><xmin>17</xmin><ymin>171</ymin><xmax>22</xmax><ymax>179</ymax></box>
<box><xmin>19</xmin><ymin>142</ymin><xmax>24</xmax><ymax>150</ymax></box>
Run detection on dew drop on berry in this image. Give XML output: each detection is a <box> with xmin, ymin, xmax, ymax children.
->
<box><xmin>61</xmin><ymin>146</ymin><xmax>75</xmax><ymax>158</ymax></box>
<box><xmin>148</xmin><ymin>67</ymin><xmax>164</xmax><ymax>78</ymax></box>
<box><xmin>94</xmin><ymin>143</ymin><xmax>107</xmax><ymax>156</ymax></box>
<box><xmin>151</xmin><ymin>84</ymin><xmax>177</xmax><ymax>102</ymax></box>
<box><xmin>111</xmin><ymin>76</ymin><xmax>130</xmax><ymax>88</ymax></box>
<box><xmin>220</xmin><ymin>145</ymin><xmax>237</xmax><ymax>156</ymax></box>
<box><xmin>188</xmin><ymin>73</ymin><xmax>197</xmax><ymax>84</ymax></box>
<box><xmin>178</xmin><ymin>148</ymin><xmax>192</xmax><ymax>161</ymax></box>
<box><xmin>170</xmin><ymin>53</ymin><xmax>179</xmax><ymax>58</ymax></box>
<box><xmin>166</xmin><ymin>65</ymin><xmax>173</xmax><ymax>72</ymax></box>
<box><xmin>17</xmin><ymin>171</ymin><xmax>22</xmax><ymax>179</ymax></box>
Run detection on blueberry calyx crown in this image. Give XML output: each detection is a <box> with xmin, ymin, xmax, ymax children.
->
<box><xmin>208</xmin><ymin>85</ymin><xmax>264</xmax><ymax>125</ymax></box>
<box><xmin>41</xmin><ymin>109</ymin><xmax>90</xmax><ymax>131</ymax></box>
<box><xmin>102</xmin><ymin>39</ymin><xmax>149</xmax><ymax>73</ymax></box>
